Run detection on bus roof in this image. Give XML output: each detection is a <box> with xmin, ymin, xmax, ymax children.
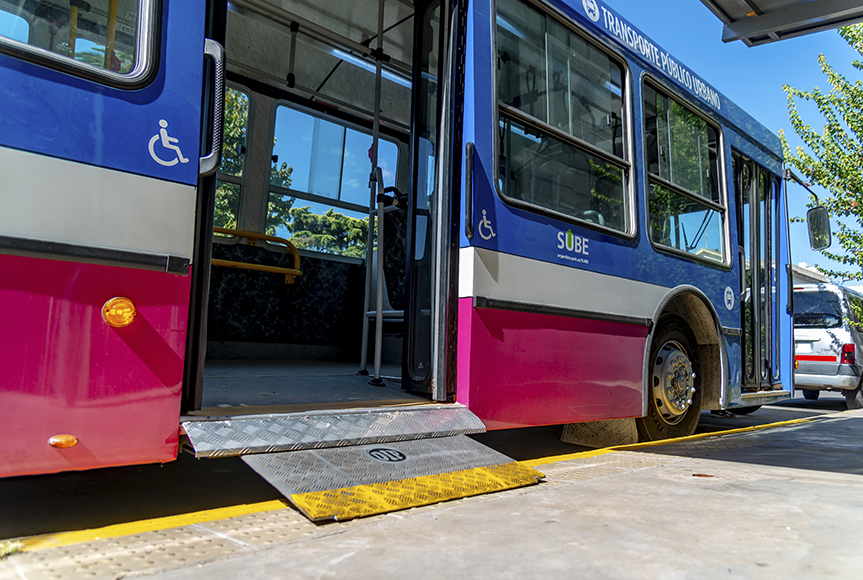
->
<box><xmin>551</xmin><ymin>0</ymin><xmax>782</xmax><ymax>158</ymax></box>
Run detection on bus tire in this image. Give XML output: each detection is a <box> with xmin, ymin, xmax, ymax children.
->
<box><xmin>636</xmin><ymin>316</ymin><xmax>702</xmax><ymax>442</ymax></box>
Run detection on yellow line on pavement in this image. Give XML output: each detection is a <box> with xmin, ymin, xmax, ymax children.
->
<box><xmin>18</xmin><ymin>500</ymin><xmax>288</xmax><ymax>552</ymax></box>
<box><xmin>14</xmin><ymin>415</ymin><xmax>823</xmax><ymax>553</ymax></box>
<box><xmin>522</xmin><ymin>416</ymin><xmax>820</xmax><ymax>468</ymax></box>
<box><xmin>520</xmin><ymin>447</ymin><xmax>617</xmax><ymax>468</ymax></box>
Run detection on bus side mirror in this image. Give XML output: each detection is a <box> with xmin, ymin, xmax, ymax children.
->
<box><xmin>807</xmin><ymin>206</ymin><xmax>831</xmax><ymax>251</ymax></box>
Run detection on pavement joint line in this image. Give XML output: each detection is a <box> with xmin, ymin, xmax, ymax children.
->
<box><xmin>10</xmin><ymin>414</ymin><xmax>831</xmax><ymax>554</ymax></box>
<box><xmin>189</xmin><ymin>522</ymin><xmax>254</xmax><ymax>549</ymax></box>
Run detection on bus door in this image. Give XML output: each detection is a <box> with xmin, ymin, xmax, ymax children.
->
<box><xmin>734</xmin><ymin>152</ymin><xmax>783</xmax><ymax>392</ymax></box>
<box><xmin>404</xmin><ymin>0</ymin><xmax>460</xmax><ymax>399</ymax></box>
<box><xmin>0</xmin><ymin>1</ymin><xmax>218</xmax><ymax>476</ymax></box>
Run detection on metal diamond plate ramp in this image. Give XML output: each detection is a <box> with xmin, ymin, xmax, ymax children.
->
<box><xmin>181</xmin><ymin>404</ymin><xmax>486</xmax><ymax>458</ymax></box>
<box><xmin>242</xmin><ymin>435</ymin><xmax>544</xmax><ymax>521</ymax></box>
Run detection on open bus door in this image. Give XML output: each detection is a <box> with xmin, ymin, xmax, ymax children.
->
<box><xmin>173</xmin><ymin>0</ymin><xmax>540</xmax><ymax>521</ymax></box>
<box><xmin>0</xmin><ymin>0</ymin><xmax>216</xmax><ymax>476</ymax></box>
<box><xmin>733</xmin><ymin>152</ymin><xmax>789</xmax><ymax>408</ymax></box>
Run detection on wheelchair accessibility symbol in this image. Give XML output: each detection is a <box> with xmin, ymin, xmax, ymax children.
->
<box><xmin>149</xmin><ymin>119</ymin><xmax>189</xmax><ymax>167</ymax></box>
<box><xmin>478</xmin><ymin>209</ymin><xmax>496</xmax><ymax>241</ymax></box>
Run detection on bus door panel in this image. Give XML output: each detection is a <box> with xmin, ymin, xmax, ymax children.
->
<box><xmin>734</xmin><ymin>152</ymin><xmax>782</xmax><ymax>391</ymax></box>
<box><xmin>0</xmin><ymin>0</ymin><xmax>210</xmax><ymax>476</ymax></box>
<box><xmin>404</xmin><ymin>0</ymin><xmax>448</xmax><ymax>396</ymax></box>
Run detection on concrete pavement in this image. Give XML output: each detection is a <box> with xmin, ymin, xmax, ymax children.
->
<box><xmin>2</xmin><ymin>409</ymin><xmax>862</xmax><ymax>579</ymax></box>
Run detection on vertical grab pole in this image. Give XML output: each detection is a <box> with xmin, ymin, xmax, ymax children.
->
<box><xmin>68</xmin><ymin>4</ymin><xmax>79</xmax><ymax>58</ymax></box>
<box><xmin>370</xmin><ymin>0</ymin><xmax>387</xmax><ymax>386</ymax></box>
<box><xmin>104</xmin><ymin>0</ymin><xmax>118</xmax><ymax>70</ymax></box>
<box><xmin>360</xmin><ymin>225</ymin><xmax>374</xmax><ymax>374</ymax></box>
<box><xmin>361</xmin><ymin>0</ymin><xmax>388</xmax><ymax>385</ymax></box>
<box><xmin>373</xmin><ymin>169</ymin><xmax>386</xmax><ymax>385</ymax></box>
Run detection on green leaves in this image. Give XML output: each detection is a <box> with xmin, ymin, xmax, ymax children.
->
<box><xmin>282</xmin><ymin>206</ymin><xmax>369</xmax><ymax>258</ymax></box>
<box><xmin>780</xmin><ymin>24</ymin><xmax>863</xmax><ymax>281</ymax></box>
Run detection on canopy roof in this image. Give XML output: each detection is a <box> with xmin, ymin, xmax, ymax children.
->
<box><xmin>697</xmin><ymin>0</ymin><xmax>863</xmax><ymax>45</ymax></box>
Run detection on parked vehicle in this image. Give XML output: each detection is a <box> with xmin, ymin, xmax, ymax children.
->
<box><xmin>794</xmin><ymin>284</ymin><xmax>863</xmax><ymax>409</ymax></box>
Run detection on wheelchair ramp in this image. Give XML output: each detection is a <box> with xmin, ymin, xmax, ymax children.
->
<box><xmin>242</xmin><ymin>435</ymin><xmax>543</xmax><ymax>521</ymax></box>
<box><xmin>181</xmin><ymin>405</ymin><xmax>543</xmax><ymax>521</ymax></box>
<box><xmin>180</xmin><ymin>404</ymin><xmax>485</xmax><ymax>458</ymax></box>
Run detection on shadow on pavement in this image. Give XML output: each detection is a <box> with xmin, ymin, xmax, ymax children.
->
<box><xmin>1</xmin><ymin>396</ymin><xmax>852</xmax><ymax>540</ymax></box>
<box><xmin>0</xmin><ymin>453</ymin><xmax>283</xmax><ymax>540</ymax></box>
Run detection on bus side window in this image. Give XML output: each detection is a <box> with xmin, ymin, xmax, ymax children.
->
<box><xmin>0</xmin><ymin>1</ymin><xmax>151</xmax><ymax>81</ymax></box>
<box><xmin>215</xmin><ymin>87</ymin><xmax>251</xmax><ymax>233</ymax></box>
<box><xmin>643</xmin><ymin>83</ymin><xmax>726</xmax><ymax>263</ymax></box>
<box><xmin>266</xmin><ymin>104</ymin><xmax>400</xmax><ymax>257</ymax></box>
<box><xmin>0</xmin><ymin>9</ymin><xmax>28</xmax><ymax>43</ymax></box>
<box><xmin>496</xmin><ymin>0</ymin><xmax>629</xmax><ymax>234</ymax></box>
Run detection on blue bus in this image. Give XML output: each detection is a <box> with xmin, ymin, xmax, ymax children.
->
<box><xmin>0</xmin><ymin>0</ymin><xmax>790</xmax><ymax>516</ymax></box>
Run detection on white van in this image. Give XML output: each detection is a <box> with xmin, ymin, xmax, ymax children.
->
<box><xmin>793</xmin><ymin>284</ymin><xmax>863</xmax><ymax>409</ymax></box>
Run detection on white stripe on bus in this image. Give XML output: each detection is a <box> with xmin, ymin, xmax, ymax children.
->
<box><xmin>1</xmin><ymin>146</ymin><xmax>196</xmax><ymax>261</ymax></box>
<box><xmin>459</xmin><ymin>246</ymin><xmax>670</xmax><ymax>321</ymax></box>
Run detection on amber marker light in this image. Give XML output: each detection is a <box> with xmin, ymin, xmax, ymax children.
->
<box><xmin>102</xmin><ymin>297</ymin><xmax>137</xmax><ymax>328</ymax></box>
<box><xmin>48</xmin><ymin>434</ymin><xmax>79</xmax><ymax>448</ymax></box>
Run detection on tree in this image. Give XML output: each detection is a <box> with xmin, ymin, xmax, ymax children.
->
<box><xmin>282</xmin><ymin>206</ymin><xmax>369</xmax><ymax>258</ymax></box>
<box><xmin>780</xmin><ymin>24</ymin><xmax>863</xmax><ymax>282</ymax></box>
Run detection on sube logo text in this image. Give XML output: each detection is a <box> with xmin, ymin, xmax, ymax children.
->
<box><xmin>557</xmin><ymin>229</ymin><xmax>589</xmax><ymax>256</ymax></box>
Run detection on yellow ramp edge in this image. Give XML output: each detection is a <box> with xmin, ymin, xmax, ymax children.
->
<box><xmin>290</xmin><ymin>462</ymin><xmax>544</xmax><ymax>522</ymax></box>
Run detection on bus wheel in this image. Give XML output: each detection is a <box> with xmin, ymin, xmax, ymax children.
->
<box><xmin>636</xmin><ymin>316</ymin><xmax>702</xmax><ymax>442</ymax></box>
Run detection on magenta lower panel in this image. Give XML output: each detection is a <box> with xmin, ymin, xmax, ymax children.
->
<box><xmin>0</xmin><ymin>254</ymin><xmax>191</xmax><ymax>477</ymax></box>
<box><xmin>456</xmin><ymin>298</ymin><xmax>649</xmax><ymax>430</ymax></box>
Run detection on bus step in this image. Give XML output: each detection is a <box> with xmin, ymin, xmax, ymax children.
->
<box><xmin>180</xmin><ymin>404</ymin><xmax>485</xmax><ymax>459</ymax></box>
<box><xmin>241</xmin><ymin>435</ymin><xmax>544</xmax><ymax>521</ymax></box>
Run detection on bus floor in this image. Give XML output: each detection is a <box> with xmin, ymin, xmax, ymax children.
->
<box><xmin>190</xmin><ymin>360</ymin><xmax>432</xmax><ymax>415</ymax></box>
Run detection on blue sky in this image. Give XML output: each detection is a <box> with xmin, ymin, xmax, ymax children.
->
<box><xmin>608</xmin><ymin>0</ymin><xmax>861</xmax><ymax>278</ymax></box>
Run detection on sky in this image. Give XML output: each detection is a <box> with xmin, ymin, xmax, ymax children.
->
<box><xmin>607</xmin><ymin>0</ymin><xmax>862</xmax><ymax>280</ymax></box>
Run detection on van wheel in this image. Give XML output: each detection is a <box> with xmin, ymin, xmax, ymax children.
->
<box><xmin>845</xmin><ymin>383</ymin><xmax>863</xmax><ymax>410</ymax></box>
<box><xmin>636</xmin><ymin>316</ymin><xmax>702</xmax><ymax>442</ymax></box>
<box><xmin>802</xmin><ymin>390</ymin><xmax>820</xmax><ymax>400</ymax></box>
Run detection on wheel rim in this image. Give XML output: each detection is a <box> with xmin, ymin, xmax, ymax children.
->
<box><xmin>651</xmin><ymin>339</ymin><xmax>696</xmax><ymax>425</ymax></box>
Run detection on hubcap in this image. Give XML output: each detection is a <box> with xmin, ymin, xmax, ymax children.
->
<box><xmin>652</xmin><ymin>340</ymin><xmax>696</xmax><ymax>424</ymax></box>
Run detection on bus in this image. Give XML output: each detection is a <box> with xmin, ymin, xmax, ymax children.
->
<box><xmin>0</xmin><ymin>0</ymin><xmax>792</xmax><ymax>519</ymax></box>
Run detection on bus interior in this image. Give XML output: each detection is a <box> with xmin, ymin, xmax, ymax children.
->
<box><xmin>188</xmin><ymin>0</ymin><xmax>444</xmax><ymax>417</ymax></box>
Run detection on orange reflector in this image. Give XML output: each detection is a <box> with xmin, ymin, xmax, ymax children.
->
<box><xmin>48</xmin><ymin>434</ymin><xmax>79</xmax><ymax>449</ymax></box>
<box><xmin>102</xmin><ymin>297</ymin><xmax>137</xmax><ymax>328</ymax></box>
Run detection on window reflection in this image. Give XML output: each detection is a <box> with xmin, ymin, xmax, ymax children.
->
<box><xmin>0</xmin><ymin>0</ymin><xmax>142</xmax><ymax>74</ymax></box>
<box><xmin>648</xmin><ymin>183</ymin><xmax>722</xmax><ymax>260</ymax></box>
<box><xmin>496</xmin><ymin>0</ymin><xmax>628</xmax><ymax>232</ymax></box>
<box><xmin>644</xmin><ymin>85</ymin><xmax>724</xmax><ymax>262</ymax></box>
<box><xmin>500</xmin><ymin>116</ymin><xmax>627</xmax><ymax>231</ymax></box>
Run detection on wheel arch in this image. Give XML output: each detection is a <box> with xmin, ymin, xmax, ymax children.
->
<box><xmin>643</xmin><ymin>285</ymin><xmax>727</xmax><ymax>416</ymax></box>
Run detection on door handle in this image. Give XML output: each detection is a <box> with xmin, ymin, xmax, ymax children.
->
<box><xmin>199</xmin><ymin>39</ymin><xmax>226</xmax><ymax>176</ymax></box>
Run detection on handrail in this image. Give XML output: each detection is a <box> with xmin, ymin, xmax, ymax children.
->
<box><xmin>211</xmin><ymin>227</ymin><xmax>302</xmax><ymax>284</ymax></box>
